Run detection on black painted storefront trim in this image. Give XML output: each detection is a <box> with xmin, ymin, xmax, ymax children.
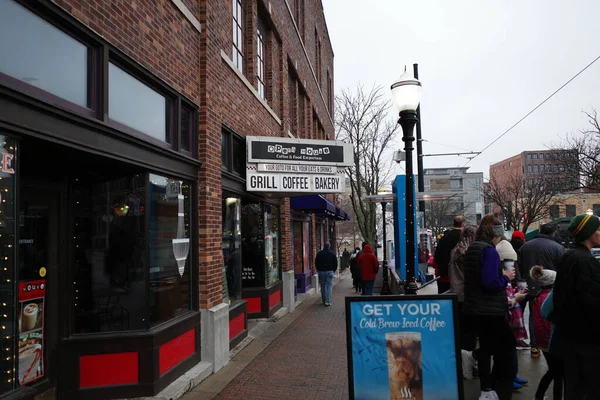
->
<box><xmin>0</xmin><ymin>387</ymin><xmax>36</xmax><ymax>400</ymax></box>
<box><xmin>243</xmin><ymin>281</ymin><xmax>283</xmax><ymax>319</ymax></box>
<box><xmin>228</xmin><ymin>300</ymin><xmax>248</xmax><ymax>350</ymax></box>
<box><xmin>60</xmin><ymin>311</ymin><xmax>201</xmax><ymax>400</ymax></box>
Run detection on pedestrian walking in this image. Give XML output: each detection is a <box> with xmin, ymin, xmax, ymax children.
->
<box><xmin>553</xmin><ymin>213</ymin><xmax>600</xmax><ymax>399</ymax></box>
<box><xmin>358</xmin><ymin>243</ymin><xmax>379</xmax><ymax>296</ymax></box>
<box><xmin>341</xmin><ymin>248</ymin><xmax>351</xmax><ymax>271</ymax></box>
<box><xmin>463</xmin><ymin>214</ymin><xmax>516</xmax><ymax>400</ymax></box>
<box><xmin>314</xmin><ymin>242</ymin><xmax>337</xmax><ymax>306</ymax></box>
<box><xmin>529</xmin><ymin>265</ymin><xmax>563</xmax><ymax>400</ymax></box>
<box><xmin>434</xmin><ymin>215</ymin><xmax>465</xmax><ymax>293</ymax></box>
<box><xmin>349</xmin><ymin>244</ymin><xmax>364</xmax><ymax>293</ymax></box>
<box><xmin>509</xmin><ymin>231</ymin><xmax>525</xmax><ymax>254</ymax></box>
<box><xmin>517</xmin><ymin>223</ymin><xmax>565</xmax><ymax>358</ymax></box>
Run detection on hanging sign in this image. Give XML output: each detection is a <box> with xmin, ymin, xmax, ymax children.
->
<box><xmin>257</xmin><ymin>163</ymin><xmax>337</xmax><ymax>174</ymax></box>
<box><xmin>247</xmin><ymin>136</ymin><xmax>352</xmax><ymax>166</ymax></box>
<box><xmin>18</xmin><ymin>280</ymin><xmax>46</xmax><ymax>385</ymax></box>
<box><xmin>345</xmin><ymin>295</ymin><xmax>463</xmax><ymax>400</ymax></box>
<box><xmin>246</xmin><ymin>172</ymin><xmax>345</xmax><ymax>193</ymax></box>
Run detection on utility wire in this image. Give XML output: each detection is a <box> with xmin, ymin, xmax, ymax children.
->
<box><xmin>463</xmin><ymin>54</ymin><xmax>600</xmax><ymax>167</ymax></box>
<box><xmin>422</xmin><ymin>139</ymin><xmax>476</xmax><ymax>153</ymax></box>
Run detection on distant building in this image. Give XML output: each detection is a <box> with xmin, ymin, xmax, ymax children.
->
<box><xmin>423</xmin><ymin>167</ymin><xmax>484</xmax><ymax>226</ymax></box>
<box><xmin>490</xmin><ymin>149</ymin><xmax>578</xmax><ymax>189</ymax></box>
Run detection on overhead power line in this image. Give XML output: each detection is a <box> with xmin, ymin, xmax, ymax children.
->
<box><xmin>463</xmin><ymin>54</ymin><xmax>600</xmax><ymax>167</ymax></box>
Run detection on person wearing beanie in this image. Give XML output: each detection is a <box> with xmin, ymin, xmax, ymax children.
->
<box><xmin>517</xmin><ymin>222</ymin><xmax>565</xmax><ymax>358</ymax></box>
<box><xmin>510</xmin><ymin>231</ymin><xmax>525</xmax><ymax>254</ymax></box>
<box><xmin>553</xmin><ymin>213</ymin><xmax>600</xmax><ymax>399</ymax></box>
<box><xmin>529</xmin><ymin>266</ymin><xmax>563</xmax><ymax>400</ymax></box>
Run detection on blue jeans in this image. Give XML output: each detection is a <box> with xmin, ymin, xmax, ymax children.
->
<box><xmin>318</xmin><ymin>271</ymin><xmax>334</xmax><ymax>304</ymax></box>
<box><xmin>362</xmin><ymin>280</ymin><xmax>375</xmax><ymax>295</ymax></box>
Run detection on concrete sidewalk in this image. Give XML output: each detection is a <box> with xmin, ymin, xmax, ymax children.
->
<box><xmin>182</xmin><ymin>272</ymin><xmax>552</xmax><ymax>400</ymax></box>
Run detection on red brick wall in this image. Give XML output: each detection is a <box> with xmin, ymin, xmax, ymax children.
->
<box><xmin>54</xmin><ymin>0</ymin><xmax>335</xmax><ymax>309</ymax></box>
<box><xmin>54</xmin><ymin>0</ymin><xmax>201</xmax><ymax>104</ymax></box>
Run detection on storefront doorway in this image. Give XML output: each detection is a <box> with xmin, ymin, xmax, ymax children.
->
<box><xmin>18</xmin><ymin>184</ymin><xmax>62</xmax><ymax>398</ymax></box>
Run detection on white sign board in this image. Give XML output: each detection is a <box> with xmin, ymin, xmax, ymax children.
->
<box><xmin>257</xmin><ymin>163</ymin><xmax>337</xmax><ymax>174</ymax></box>
<box><xmin>246</xmin><ymin>172</ymin><xmax>345</xmax><ymax>193</ymax></box>
<box><xmin>247</xmin><ymin>136</ymin><xmax>353</xmax><ymax>166</ymax></box>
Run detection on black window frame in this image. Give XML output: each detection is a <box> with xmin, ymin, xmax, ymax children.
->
<box><xmin>566</xmin><ymin>204</ymin><xmax>577</xmax><ymax>218</ymax></box>
<box><xmin>256</xmin><ymin>18</ymin><xmax>267</xmax><ymax>100</ymax></box>
<box><xmin>232</xmin><ymin>0</ymin><xmax>246</xmax><ymax>74</ymax></box>
<box><xmin>221</xmin><ymin>127</ymin><xmax>246</xmax><ymax>179</ymax></box>
<box><xmin>0</xmin><ymin>0</ymin><xmax>198</xmax><ymax>158</ymax></box>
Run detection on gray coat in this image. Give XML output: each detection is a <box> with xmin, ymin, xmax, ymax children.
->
<box><xmin>518</xmin><ymin>234</ymin><xmax>565</xmax><ymax>295</ymax></box>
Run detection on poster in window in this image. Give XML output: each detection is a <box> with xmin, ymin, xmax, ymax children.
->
<box><xmin>345</xmin><ymin>295</ymin><xmax>463</xmax><ymax>400</ymax></box>
<box><xmin>17</xmin><ymin>280</ymin><xmax>46</xmax><ymax>385</ymax></box>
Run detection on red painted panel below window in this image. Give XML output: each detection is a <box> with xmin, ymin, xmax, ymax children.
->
<box><xmin>159</xmin><ymin>329</ymin><xmax>196</xmax><ymax>376</ymax></box>
<box><xmin>79</xmin><ymin>352</ymin><xmax>138</xmax><ymax>388</ymax></box>
<box><xmin>229</xmin><ymin>313</ymin><xmax>246</xmax><ymax>340</ymax></box>
<box><xmin>269</xmin><ymin>290</ymin><xmax>281</xmax><ymax>309</ymax></box>
<box><xmin>244</xmin><ymin>297</ymin><xmax>262</xmax><ymax>313</ymax></box>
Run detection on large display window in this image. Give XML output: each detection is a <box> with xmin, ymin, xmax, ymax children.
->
<box><xmin>72</xmin><ymin>173</ymin><xmax>193</xmax><ymax>333</ymax></box>
<box><xmin>240</xmin><ymin>201</ymin><xmax>281</xmax><ymax>288</ymax></box>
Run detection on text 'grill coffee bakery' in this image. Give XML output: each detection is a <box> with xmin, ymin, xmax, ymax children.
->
<box><xmin>246</xmin><ymin>136</ymin><xmax>352</xmax><ymax>194</ymax></box>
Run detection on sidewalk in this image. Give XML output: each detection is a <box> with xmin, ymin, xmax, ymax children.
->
<box><xmin>183</xmin><ymin>272</ymin><xmax>551</xmax><ymax>400</ymax></box>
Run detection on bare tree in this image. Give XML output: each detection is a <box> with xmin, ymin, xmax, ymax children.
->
<box><xmin>486</xmin><ymin>172</ymin><xmax>568</xmax><ymax>232</ymax></box>
<box><xmin>554</xmin><ymin>109</ymin><xmax>600</xmax><ymax>190</ymax></box>
<box><xmin>336</xmin><ymin>85</ymin><xmax>399</xmax><ymax>245</ymax></box>
<box><xmin>335</xmin><ymin>192</ymin><xmax>361</xmax><ymax>251</ymax></box>
<box><xmin>425</xmin><ymin>197</ymin><xmax>473</xmax><ymax>238</ymax></box>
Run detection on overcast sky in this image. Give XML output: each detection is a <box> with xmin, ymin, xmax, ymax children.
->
<box><xmin>322</xmin><ymin>0</ymin><xmax>600</xmax><ymax>179</ymax></box>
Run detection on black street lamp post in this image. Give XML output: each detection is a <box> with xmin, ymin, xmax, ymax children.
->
<box><xmin>391</xmin><ymin>68</ymin><xmax>422</xmax><ymax>295</ymax></box>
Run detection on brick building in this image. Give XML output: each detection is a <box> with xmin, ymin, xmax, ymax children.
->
<box><xmin>488</xmin><ymin>149</ymin><xmax>580</xmax><ymax>229</ymax></box>
<box><xmin>0</xmin><ymin>1</ymin><xmax>341</xmax><ymax>399</ymax></box>
<box><xmin>489</xmin><ymin>149</ymin><xmax>578</xmax><ymax>189</ymax></box>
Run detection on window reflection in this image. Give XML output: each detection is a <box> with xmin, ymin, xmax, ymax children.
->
<box><xmin>222</xmin><ymin>197</ymin><xmax>241</xmax><ymax>304</ymax></box>
<box><xmin>0</xmin><ymin>1</ymin><xmax>88</xmax><ymax>107</ymax></box>
<box><xmin>241</xmin><ymin>203</ymin><xmax>263</xmax><ymax>288</ymax></box>
<box><xmin>73</xmin><ymin>174</ymin><xmax>147</xmax><ymax>333</ymax></box>
<box><xmin>264</xmin><ymin>204</ymin><xmax>279</xmax><ymax>286</ymax></box>
<box><xmin>108</xmin><ymin>63</ymin><xmax>167</xmax><ymax>141</ymax></box>
<box><xmin>148</xmin><ymin>175</ymin><xmax>191</xmax><ymax>325</ymax></box>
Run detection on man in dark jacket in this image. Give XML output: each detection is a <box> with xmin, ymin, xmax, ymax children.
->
<box><xmin>553</xmin><ymin>213</ymin><xmax>600</xmax><ymax>399</ymax></box>
<box><xmin>315</xmin><ymin>242</ymin><xmax>338</xmax><ymax>306</ymax></box>
<box><xmin>434</xmin><ymin>215</ymin><xmax>465</xmax><ymax>293</ymax></box>
<box><xmin>518</xmin><ymin>223</ymin><xmax>565</xmax><ymax>357</ymax></box>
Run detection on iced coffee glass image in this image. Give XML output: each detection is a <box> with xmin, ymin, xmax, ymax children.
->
<box><xmin>22</xmin><ymin>303</ymin><xmax>39</xmax><ymax>332</ymax></box>
<box><xmin>386</xmin><ymin>332</ymin><xmax>423</xmax><ymax>400</ymax></box>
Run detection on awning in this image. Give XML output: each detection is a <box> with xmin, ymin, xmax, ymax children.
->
<box><xmin>290</xmin><ymin>195</ymin><xmax>351</xmax><ymax>221</ymax></box>
<box><xmin>291</xmin><ymin>195</ymin><xmax>336</xmax><ymax>217</ymax></box>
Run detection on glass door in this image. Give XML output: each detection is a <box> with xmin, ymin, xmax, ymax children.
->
<box><xmin>18</xmin><ymin>186</ymin><xmax>60</xmax><ymax>396</ymax></box>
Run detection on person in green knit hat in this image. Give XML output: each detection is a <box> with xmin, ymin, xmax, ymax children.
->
<box><xmin>552</xmin><ymin>213</ymin><xmax>600</xmax><ymax>399</ymax></box>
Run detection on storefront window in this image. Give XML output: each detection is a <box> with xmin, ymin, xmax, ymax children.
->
<box><xmin>315</xmin><ymin>221</ymin><xmax>322</xmax><ymax>251</ymax></box>
<box><xmin>241</xmin><ymin>203</ymin><xmax>263</xmax><ymax>288</ymax></box>
<box><xmin>292</xmin><ymin>220</ymin><xmax>311</xmax><ymax>274</ymax></box>
<box><xmin>292</xmin><ymin>222</ymin><xmax>303</xmax><ymax>274</ymax></box>
<box><xmin>73</xmin><ymin>174</ymin><xmax>147</xmax><ymax>333</ymax></box>
<box><xmin>148</xmin><ymin>175</ymin><xmax>192</xmax><ymax>326</ymax></box>
<box><xmin>73</xmin><ymin>173</ymin><xmax>192</xmax><ymax>333</ymax></box>
<box><xmin>0</xmin><ymin>137</ymin><xmax>16</xmax><ymax>394</ymax></box>
<box><xmin>264</xmin><ymin>204</ymin><xmax>280</xmax><ymax>286</ymax></box>
<box><xmin>222</xmin><ymin>197</ymin><xmax>242</xmax><ymax>304</ymax></box>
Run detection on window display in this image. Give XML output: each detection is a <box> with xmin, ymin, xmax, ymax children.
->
<box><xmin>240</xmin><ymin>201</ymin><xmax>281</xmax><ymax>288</ymax></box>
<box><xmin>222</xmin><ymin>197</ymin><xmax>242</xmax><ymax>304</ymax></box>
<box><xmin>264</xmin><ymin>204</ymin><xmax>280</xmax><ymax>287</ymax></box>
<box><xmin>72</xmin><ymin>173</ymin><xmax>192</xmax><ymax>333</ymax></box>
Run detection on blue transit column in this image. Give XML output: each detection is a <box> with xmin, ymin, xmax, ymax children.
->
<box><xmin>391</xmin><ymin>67</ymin><xmax>422</xmax><ymax>295</ymax></box>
